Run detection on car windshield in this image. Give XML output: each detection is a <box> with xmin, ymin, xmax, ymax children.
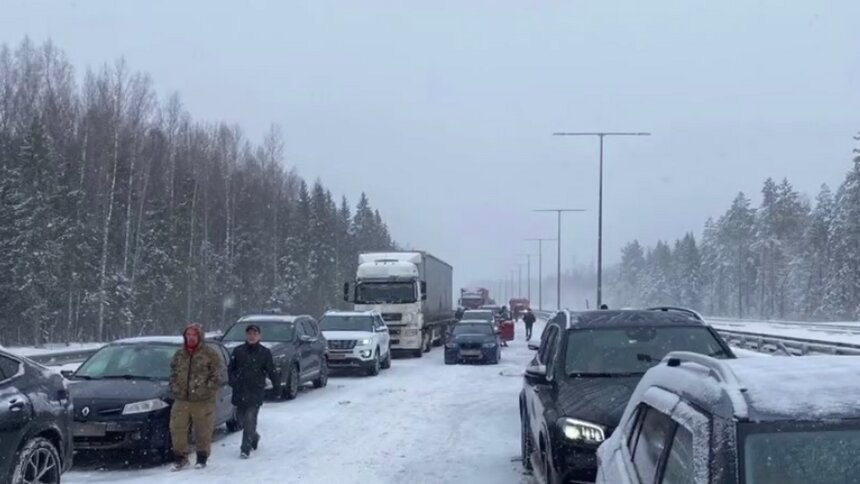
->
<box><xmin>564</xmin><ymin>326</ymin><xmax>728</xmax><ymax>376</ymax></box>
<box><xmin>320</xmin><ymin>315</ymin><xmax>374</xmax><ymax>332</ymax></box>
<box><xmin>463</xmin><ymin>311</ymin><xmax>493</xmax><ymax>322</ymax></box>
<box><xmin>223</xmin><ymin>320</ymin><xmax>295</xmax><ymax>342</ymax></box>
<box><xmin>742</xmin><ymin>424</ymin><xmax>860</xmax><ymax>483</ymax></box>
<box><xmin>355</xmin><ymin>282</ymin><xmax>416</xmax><ymax>304</ymax></box>
<box><xmin>453</xmin><ymin>323</ymin><xmax>494</xmax><ymax>336</ymax></box>
<box><xmin>75</xmin><ymin>344</ymin><xmax>177</xmax><ymax>380</ymax></box>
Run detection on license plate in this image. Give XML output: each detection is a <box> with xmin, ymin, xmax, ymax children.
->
<box><xmin>460</xmin><ymin>350</ymin><xmax>481</xmax><ymax>356</ymax></box>
<box><xmin>73</xmin><ymin>422</ymin><xmax>107</xmax><ymax>437</ymax></box>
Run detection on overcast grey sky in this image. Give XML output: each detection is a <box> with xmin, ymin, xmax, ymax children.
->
<box><xmin>3</xmin><ymin>0</ymin><xmax>859</xmax><ymax>294</ymax></box>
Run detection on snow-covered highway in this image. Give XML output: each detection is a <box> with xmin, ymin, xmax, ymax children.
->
<box><xmin>64</xmin><ymin>324</ymin><xmax>543</xmax><ymax>484</ymax></box>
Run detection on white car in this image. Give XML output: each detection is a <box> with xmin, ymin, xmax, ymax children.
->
<box><xmin>319</xmin><ymin>311</ymin><xmax>392</xmax><ymax>376</ymax></box>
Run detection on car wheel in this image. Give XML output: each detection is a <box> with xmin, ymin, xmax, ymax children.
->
<box><xmin>413</xmin><ymin>348</ymin><xmax>423</xmax><ymax>358</ymax></box>
<box><xmin>226</xmin><ymin>406</ymin><xmax>244</xmax><ymax>432</ymax></box>
<box><xmin>521</xmin><ymin>411</ymin><xmax>534</xmax><ymax>471</ymax></box>
<box><xmin>381</xmin><ymin>348</ymin><xmax>392</xmax><ymax>369</ymax></box>
<box><xmin>444</xmin><ymin>356</ymin><xmax>456</xmax><ymax>365</ymax></box>
<box><xmin>283</xmin><ymin>364</ymin><xmax>300</xmax><ymax>400</ymax></box>
<box><xmin>367</xmin><ymin>351</ymin><xmax>381</xmax><ymax>376</ymax></box>
<box><xmin>313</xmin><ymin>359</ymin><xmax>329</xmax><ymax>388</ymax></box>
<box><xmin>9</xmin><ymin>437</ymin><xmax>61</xmax><ymax>484</ymax></box>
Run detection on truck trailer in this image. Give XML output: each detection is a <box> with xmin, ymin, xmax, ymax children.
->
<box><xmin>345</xmin><ymin>251</ymin><xmax>454</xmax><ymax>357</ymax></box>
<box><xmin>459</xmin><ymin>287</ymin><xmax>490</xmax><ymax>309</ymax></box>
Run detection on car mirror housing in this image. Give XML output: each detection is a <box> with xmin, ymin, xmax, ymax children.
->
<box><xmin>525</xmin><ymin>364</ymin><xmax>549</xmax><ymax>385</ymax></box>
<box><xmin>60</xmin><ymin>369</ymin><xmax>75</xmax><ymax>379</ymax></box>
<box><xmin>527</xmin><ymin>342</ymin><xmax>540</xmax><ymax>351</ymax></box>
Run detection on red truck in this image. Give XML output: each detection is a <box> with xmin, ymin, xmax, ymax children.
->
<box><xmin>509</xmin><ymin>298</ymin><xmax>530</xmax><ymax>320</ymax></box>
<box><xmin>459</xmin><ymin>287</ymin><xmax>490</xmax><ymax>309</ymax></box>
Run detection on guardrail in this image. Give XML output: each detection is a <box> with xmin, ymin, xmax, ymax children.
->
<box><xmin>716</xmin><ymin>328</ymin><xmax>860</xmax><ymax>356</ymax></box>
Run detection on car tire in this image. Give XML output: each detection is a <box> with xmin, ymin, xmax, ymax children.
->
<box><xmin>521</xmin><ymin>411</ymin><xmax>534</xmax><ymax>471</ymax></box>
<box><xmin>444</xmin><ymin>356</ymin><xmax>456</xmax><ymax>365</ymax></box>
<box><xmin>413</xmin><ymin>348</ymin><xmax>423</xmax><ymax>358</ymax></box>
<box><xmin>313</xmin><ymin>359</ymin><xmax>329</xmax><ymax>388</ymax></box>
<box><xmin>380</xmin><ymin>349</ymin><xmax>392</xmax><ymax>369</ymax></box>
<box><xmin>9</xmin><ymin>437</ymin><xmax>61</xmax><ymax>484</ymax></box>
<box><xmin>283</xmin><ymin>364</ymin><xmax>300</xmax><ymax>400</ymax></box>
<box><xmin>226</xmin><ymin>406</ymin><xmax>243</xmax><ymax>432</ymax></box>
<box><xmin>367</xmin><ymin>351</ymin><xmax>381</xmax><ymax>376</ymax></box>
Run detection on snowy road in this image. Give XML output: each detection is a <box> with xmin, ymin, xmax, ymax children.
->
<box><xmin>65</xmin><ymin>323</ymin><xmax>542</xmax><ymax>484</ymax></box>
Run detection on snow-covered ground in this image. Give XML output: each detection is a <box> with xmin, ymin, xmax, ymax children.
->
<box><xmin>65</xmin><ymin>323</ymin><xmax>543</xmax><ymax>484</ymax></box>
<box><xmin>710</xmin><ymin>318</ymin><xmax>860</xmax><ymax>346</ymax></box>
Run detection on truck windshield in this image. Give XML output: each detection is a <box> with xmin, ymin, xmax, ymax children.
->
<box><xmin>356</xmin><ymin>282</ymin><xmax>416</xmax><ymax>304</ymax></box>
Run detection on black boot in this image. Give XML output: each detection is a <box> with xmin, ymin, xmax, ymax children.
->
<box><xmin>195</xmin><ymin>452</ymin><xmax>208</xmax><ymax>469</ymax></box>
<box><xmin>171</xmin><ymin>454</ymin><xmax>189</xmax><ymax>472</ymax></box>
<box><xmin>251</xmin><ymin>433</ymin><xmax>260</xmax><ymax>451</ymax></box>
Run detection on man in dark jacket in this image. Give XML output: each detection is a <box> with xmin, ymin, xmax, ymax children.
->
<box><xmin>228</xmin><ymin>324</ymin><xmax>280</xmax><ymax>459</ymax></box>
<box><xmin>522</xmin><ymin>309</ymin><xmax>537</xmax><ymax>341</ymax></box>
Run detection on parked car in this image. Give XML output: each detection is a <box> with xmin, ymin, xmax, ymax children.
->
<box><xmin>520</xmin><ymin>308</ymin><xmax>735</xmax><ymax>484</ymax></box>
<box><xmin>221</xmin><ymin>314</ymin><xmax>328</xmax><ymax>400</ymax></box>
<box><xmin>597</xmin><ymin>352</ymin><xmax>860</xmax><ymax>484</ymax></box>
<box><xmin>65</xmin><ymin>336</ymin><xmax>240</xmax><ymax>460</ymax></box>
<box><xmin>0</xmin><ymin>348</ymin><xmax>73</xmax><ymax>484</ymax></box>
<box><xmin>444</xmin><ymin>320</ymin><xmax>501</xmax><ymax>365</ymax></box>
<box><xmin>319</xmin><ymin>310</ymin><xmax>391</xmax><ymax>376</ymax></box>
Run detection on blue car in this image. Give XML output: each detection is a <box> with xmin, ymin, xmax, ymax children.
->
<box><xmin>444</xmin><ymin>321</ymin><xmax>501</xmax><ymax>365</ymax></box>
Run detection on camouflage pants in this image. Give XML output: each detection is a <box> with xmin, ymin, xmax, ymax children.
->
<box><xmin>170</xmin><ymin>400</ymin><xmax>216</xmax><ymax>456</ymax></box>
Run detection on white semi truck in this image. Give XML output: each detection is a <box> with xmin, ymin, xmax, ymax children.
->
<box><xmin>344</xmin><ymin>251</ymin><xmax>454</xmax><ymax>358</ymax></box>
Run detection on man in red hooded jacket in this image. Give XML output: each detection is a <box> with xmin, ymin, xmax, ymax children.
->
<box><xmin>168</xmin><ymin>323</ymin><xmax>224</xmax><ymax>470</ymax></box>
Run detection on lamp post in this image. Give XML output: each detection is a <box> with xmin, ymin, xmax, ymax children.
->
<box><xmin>533</xmin><ymin>209</ymin><xmax>586</xmax><ymax>309</ymax></box>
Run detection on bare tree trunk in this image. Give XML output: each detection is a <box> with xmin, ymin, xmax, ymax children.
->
<box><xmin>130</xmin><ymin>154</ymin><xmax>151</xmax><ymax>288</ymax></box>
<box><xmin>185</xmin><ymin>181</ymin><xmax>199</xmax><ymax>322</ymax></box>
<box><xmin>97</xmin><ymin>126</ymin><xmax>120</xmax><ymax>342</ymax></box>
<box><xmin>122</xmin><ymin>150</ymin><xmax>136</xmax><ymax>275</ymax></box>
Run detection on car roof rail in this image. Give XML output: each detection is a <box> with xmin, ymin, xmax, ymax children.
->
<box><xmin>646</xmin><ymin>306</ymin><xmax>704</xmax><ymax>321</ymax></box>
<box><xmin>664</xmin><ymin>351</ymin><xmax>749</xmax><ymax>417</ymax></box>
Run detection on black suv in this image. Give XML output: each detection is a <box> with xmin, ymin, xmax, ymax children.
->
<box><xmin>221</xmin><ymin>314</ymin><xmax>328</xmax><ymax>400</ymax></box>
<box><xmin>598</xmin><ymin>352</ymin><xmax>860</xmax><ymax>484</ymax></box>
<box><xmin>0</xmin><ymin>348</ymin><xmax>73</xmax><ymax>484</ymax></box>
<box><xmin>520</xmin><ymin>308</ymin><xmax>735</xmax><ymax>484</ymax></box>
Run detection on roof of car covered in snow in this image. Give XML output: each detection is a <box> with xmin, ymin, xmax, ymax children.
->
<box><xmin>237</xmin><ymin>314</ymin><xmax>309</xmax><ymax>324</ymax></box>
<box><xmin>322</xmin><ymin>310</ymin><xmax>379</xmax><ymax>317</ymax></box>
<box><xmin>635</xmin><ymin>354</ymin><xmax>860</xmax><ymax>422</ymax></box>
<box><xmin>567</xmin><ymin>310</ymin><xmax>707</xmax><ymax>329</ymax></box>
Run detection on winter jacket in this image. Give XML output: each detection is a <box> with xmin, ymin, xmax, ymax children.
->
<box><xmin>228</xmin><ymin>342</ymin><xmax>280</xmax><ymax>407</ymax></box>
<box><xmin>523</xmin><ymin>312</ymin><xmax>536</xmax><ymax>325</ymax></box>
<box><xmin>170</xmin><ymin>325</ymin><xmax>224</xmax><ymax>403</ymax></box>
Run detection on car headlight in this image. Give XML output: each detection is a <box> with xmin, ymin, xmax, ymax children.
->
<box><xmin>357</xmin><ymin>338</ymin><xmax>372</xmax><ymax>346</ymax></box>
<box><xmin>405</xmin><ymin>328</ymin><xmax>419</xmax><ymax>337</ymax></box>
<box><xmin>558</xmin><ymin>418</ymin><xmax>605</xmax><ymax>444</ymax></box>
<box><xmin>122</xmin><ymin>399</ymin><xmax>169</xmax><ymax>415</ymax></box>
<box><xmin>482</xmin><ymin>342</ymin><xmax>497</xmax><ymax>348</ymax></box>
<box><xmin>445</xmin><ymin>342</ymin><xmax>457</xmax><ymax>349</ymax></box>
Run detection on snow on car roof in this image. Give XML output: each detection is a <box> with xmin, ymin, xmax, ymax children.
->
<box><xmin>239</xmin><ymin>314</ymin><xmax>301</xmax><ymax>323</ymax></box>
<box><xmin>457</xmin><ymin>319</ymin><xmax>493</xmax><ymax>325</ymax></box>
<box><xmin>113</xmin><ymin>336</ymin><xmax>185</xmax><ymax>345</ymax></box>
<box><xmin>323</xmin><ymin>310</ymin><xmax>377</xmax><ymax>316</ymax></box>
<box><xmin>725</xmin><ymin>355</ymin><xmax>860</xmax><ymax>421</ymax></box>
<box><xmin>571</xmin><ymin>310</ymin><xmax>705</xmax><ymax>329</ymax></box>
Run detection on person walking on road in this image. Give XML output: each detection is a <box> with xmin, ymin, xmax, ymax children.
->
<box><xmin>522</xmin><ymin>309</ymin><xmax>537</xmax><ymax>341</ymax></box>
<box><xmin>169</xmin><ymin>323</ymin><xmax>224</xmax><ymax>471</ymax></box>
<box><xmin>228</xmin><ymin>324</ymin><xmax>280</xmax><ymax>459</ymax></box>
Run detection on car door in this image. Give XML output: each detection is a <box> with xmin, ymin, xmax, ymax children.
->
<box><xmin>294</xmin><ymin>320</ymin><xmax>313</xmax><ymax>381</ymax></box>
<box><xmin>375</xmin><ymin>316</ymin><xmax>390</xmax><ymax>356</ymax></box>
<box><xmin>305</xmin><ymin>319</ymin><xmax>326</xmax><ymax>374</ymax></box>
<box><xmin>0</xmin><ymin>354</ymin><xmax>31</xmax><ymax>473</ymax></box>
<box><xmin>210</xmin><ymin>343</ymin><xmax>233</xmax><ymax>424</ymax></box>
<box><xmin>526</xmin><ymin>325</ymin><xmax>561</xmax><ymax>465</ymax></box>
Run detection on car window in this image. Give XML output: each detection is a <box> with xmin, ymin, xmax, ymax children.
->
<box><xmin>661</xmin><ymin>425</ymin><xmax>694</xmax><ymax>484</ymax></box>
<box><xmin>0</xmin><ymin>354</ymin><xmax>21</xmax><ymax>380</ymax></box>
<box><xmin>376</xmin><ymin>316</ymin><xmax>386</xmax><ymax>329</ymax></box>
<box><xmin>632</xmin><ymin>407</ymin><xmax>674</xmax><ymax>483</ymax></box>
<box><xmin>538</xmin><ymin>326</ymin><xmax>558</xmax><ymax>365</ymax></box>
<box><xmin>544</xmin><ymin>329</ymin><xmax>561</xmax><ymax>379</ymax></box>
<box><xmin>295</xmin><ymin>322</ymin><xmax>308</xmax><ymax>338</ymax></box>
<box><xmin>627</xmin><ymin>405</ymin><xmax>648</xmax><ymax>452</ymax></box>
<box><xmin>306</xmin><ymin>320</ymin><xmax>319</xmax><ymax>337</ymax></box>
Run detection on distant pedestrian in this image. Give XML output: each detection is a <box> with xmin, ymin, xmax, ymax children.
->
<box><xmin>228</xmin><ymin>324</ymin><xmax>280</xmax><ymax>459</ymax></box>
<box><xmin>522</xmin><ymin>309</ymin><xmax>536</xmax><ymax>341</ymax></box>
<box><xmin>169</xmin><ymin>323</ymin><xmax>224</xmax><ymax>471</ymax></box>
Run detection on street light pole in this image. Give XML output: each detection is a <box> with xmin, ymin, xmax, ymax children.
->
<box><xmin>524</xmin><ymin>238</ymin><xmax>557</xmax><ymax>311</ymax></box>
<box><xmin>517</xmin><ymin>253</ymin><xmax>534</xmax><ymax>304</ymax></box>
<box><xmin>553</xmin><ymin>131</ymin><xmax>650</xmax><ymax>307</ymax></box>
<box><xmin>533</xmin><ymin>209</ymin><xmax>586</xmax><ymax>310</ymax></box>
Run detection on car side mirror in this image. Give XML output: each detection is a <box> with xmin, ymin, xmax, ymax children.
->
<box><xmin>421</xmin><ymin>281</ymin><xmax>427</xmax><ymax>300</ymax></box>
<box><xmin>60</xmin><ymin>370</ymin><xmax>75</xmax><ymax>379</ymax></box>
<box><xmin>377</xmin><ymin>326</ymin><xmax>388</xmax><ymax>333</ymax></box>
<box><xmin>524</xmin><ymin>365</ymin><xmax>549</xmax><ymax>385</ymax></box>
<box><xmin>527</xmin><ymin>342</ymin><xmax>540</xmax><ymax>351</ymax></box>
<box><xmin>299</xmin><ymin>334</ymin><xmax>314</xmax><ymax>343</ymax></box>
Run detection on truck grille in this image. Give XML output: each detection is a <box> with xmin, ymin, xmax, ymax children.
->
<box><xmin>328</xmin><ymin>340</ymin><xmax>357</xmax><ymax>350</ymax></box>
<box><xmin>388</xmin><ymin>327</ymin><xmax>401</xmax><ymax>336</ymax></box>
<box><xmin>382</xmin><ymin>313</ymin><xmax>402</xmax><ymax>322</ymax></box>
<box><xmin>459</xmin><ymin>342</ymin><xmax>482</xmax><ymax>350</ymax></box>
